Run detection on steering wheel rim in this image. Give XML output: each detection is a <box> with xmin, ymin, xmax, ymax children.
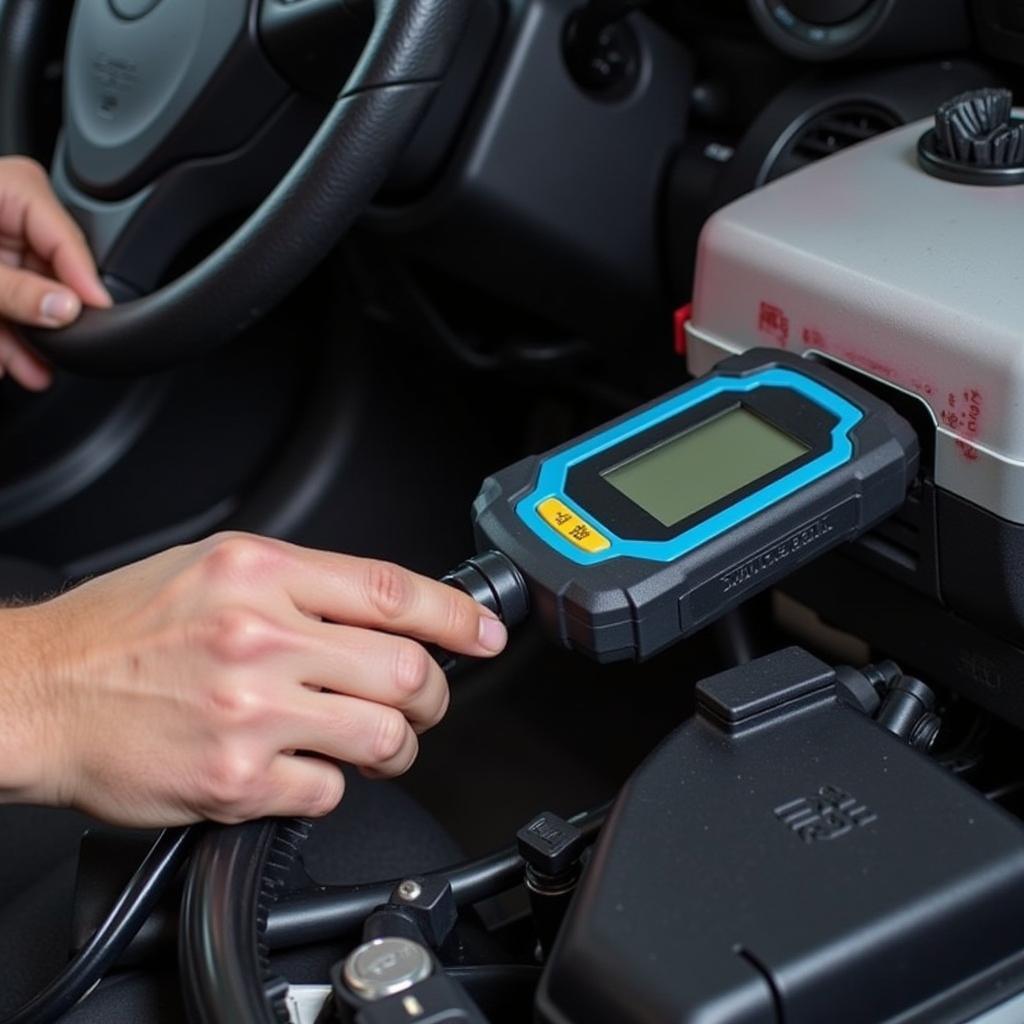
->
<box><xmin>180</xmin><ymin>818</ymin><xmax>297</xmax><ymax>1023</ymax></box>
<box><xmin>0</xmin><ymin>0</ymin><xmax>472</xmax><ymax>376</ymax></box>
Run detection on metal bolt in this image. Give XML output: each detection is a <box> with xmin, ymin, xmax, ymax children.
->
<box><xmin>397</xmin><ymin>879</ymin><xmax>422</xmax><ymax>903</ymax></box>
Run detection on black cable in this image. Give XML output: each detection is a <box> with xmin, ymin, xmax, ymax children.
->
<box><xmin>180</xmin><ymin>799</ymin><xmax>609</xmax><ymax>1022</ymax></box>
<box><xmin>266</xmin><ymin>802</ymin><xmax>610</xmax><ymax>950</ymax></box>
<box><xmin>120</xmin><ymin>792</ymin><xmax>608</xmax><ymax>963</ymax></box>
<box><xmin>267</xmin><ymin>847</ymin><xmax>523</xmax><ymax>950</ymax></box>
<box><xmin>0</xmin><ymin>825</ymin><xmax>197</xmax><ymax>1024</ymax></box>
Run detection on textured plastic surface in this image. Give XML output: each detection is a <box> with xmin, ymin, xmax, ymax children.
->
<box><xmin>365</xmin><ymin>0</ymin><xmax>692</xmax><ymax>349</ymax></box>
<box><xmin>472</xmin><ymin>349</ymin><xmax>917</xmax><ymax>661</ymax></box>
<box><xmin>686</xmin><ymin>114</ymin><xmax>1024</xmax><ymax>527</ymax></box>
<box><xmin>537</xmin><ymin>648</ymin><xmax>1024</xmax><ymax>1024</ymax></box>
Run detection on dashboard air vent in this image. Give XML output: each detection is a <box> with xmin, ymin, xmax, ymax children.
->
<box><xmin>764</xmin><ymin>103</ymin><xmax>901</xmax><ymax>183</ymax></box>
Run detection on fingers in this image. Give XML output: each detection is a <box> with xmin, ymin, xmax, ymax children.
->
<box><xmin>296</xmin><ymin>620</ymin><xmax>450</xmax><ymax>732</ymax></box>
<box><xmin>0</xmin><ymin>156</ymin><xmax>111</xmax><ymax>310</ymax></box>
<box><xmin>25</xmin><ymin>195</ymin><xmax>112</xmax><ymax>310</ymax></box>
<box><xmin>258</xmin><ymin>755</ymin><xmax>346</xmax><ymax>819</ymax></box>
<box><xmin>286</xmin><ymin>689</ymin><xmax>420</xmax><ymax>778</ymax></box>
<box><xmin>0</xmin><ymin>322</ymin><xmax>52</xmax><ymax>391</ymax></box>
<box><xmin>192</xmin><ymin>534</ymin><xmax>508</xmax><ymax>659</ymax></box>
<box><xmin>0</xmin><ymin>261</ymin><xmax>85</xmax><ymax>329</ymax></box>
<box><xmin>281</xmin><ymin>549</ymin><xmax>508</xmax><ymax>657</ymax></box>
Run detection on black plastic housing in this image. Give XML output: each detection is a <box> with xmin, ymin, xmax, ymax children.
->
<box><xmin>778</xmin><ymin>359</ymin><xmax>1024</xmax><ymax>727</ymax></box>
<box><xmin>536</xmin><ymin>648</ymin><xmax>1024</xmax><ymax>1024</ymax></box>
<box><xmin>937</xmin><ymin>490</ymin><xmax>1024</xmax><ymax>650</ymax></box>
<box><xmin>783</xmin><ymin>537</ymin><xmax>1024</xmax><ymax>733</ymax></box>
<box><xmin>471</xmin><ymin>349</ymin><xmax>918</xmax><ymax>662</ymax></box>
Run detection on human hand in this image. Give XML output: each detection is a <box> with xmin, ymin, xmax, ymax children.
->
<box><xmin>0</xmin><ymin>156</ymin><xmax>111</xmax><ymax>390</ymax></box>
<box><xmin>0</xmin><ymin>533</ymin><xmax>507</xmax><ymax>827</ymax></box>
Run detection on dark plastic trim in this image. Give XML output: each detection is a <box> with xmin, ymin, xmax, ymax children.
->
<box><xmin>748</xmin><ymin>0</ymin><xmax>891</xmax><ymax>61</ymax></box>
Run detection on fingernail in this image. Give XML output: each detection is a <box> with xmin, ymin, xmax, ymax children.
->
<box><xmin>478</xmin><ymin>614</ymin><xmax>508</xmax><ymax>654</ymax></box>
<box><xmin>17</xmin><ymin>365</ymin><xmax>52</xmax><ymax>391</ymax></box>
<box><xmin>40</xmin><ymin>291</ymin><xmax>80</xmax><ymax>325</ymax></box>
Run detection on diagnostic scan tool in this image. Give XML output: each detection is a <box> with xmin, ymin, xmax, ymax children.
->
<box><xmin>472</xmin><ymin>349</ymin><xmax>918</xmax><ymax>661</ymax></box>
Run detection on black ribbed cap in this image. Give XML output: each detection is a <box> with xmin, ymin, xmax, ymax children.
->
<box><xmin>918</xmin><ymin>87</ymin><xmax>1024</xmax><ymax>185</ymax></box>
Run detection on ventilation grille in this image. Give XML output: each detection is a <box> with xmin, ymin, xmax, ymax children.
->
<box><xmin>765</xmin><ymin>103</ymin><xmax>902</xmax><ymax>183</ymax></box>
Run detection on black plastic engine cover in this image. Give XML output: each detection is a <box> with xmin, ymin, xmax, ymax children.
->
<box><xmin>536</xmin><ymin>648</ymin><xmax>1024</xmax><ymax>1024</ymax></box>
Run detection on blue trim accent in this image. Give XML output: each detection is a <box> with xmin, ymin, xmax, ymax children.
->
<box><xmin>515</xmin><ymin>367</ymin><xmax>863</xmax><ymax>565</ymax></box>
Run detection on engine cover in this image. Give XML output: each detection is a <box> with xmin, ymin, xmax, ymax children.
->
<box><xmin>536</xmin><ymin>649</ymin><xmax>1024</xmax><ymax>1024</ymax></box>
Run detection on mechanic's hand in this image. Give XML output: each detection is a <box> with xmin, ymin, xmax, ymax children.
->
<box><xmin>0</xmin><ymin>156</ymin><xmax>111</xmax><ymax>390</ymax></box>
<box><xmin>0</xmin><ymin>533</ymin><xmax>508</xmax><ymax>827</ymax></box>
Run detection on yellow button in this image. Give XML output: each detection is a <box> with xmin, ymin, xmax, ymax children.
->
<box><xmin>537</xmin><ymin>497</ymin><xmax>611</xmax><ymax>553</ymax></box>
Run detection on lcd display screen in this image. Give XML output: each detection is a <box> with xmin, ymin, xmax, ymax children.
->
<box><xmin>601</xmin><ymin>406</ymin><xmax>810</xmax><ymax>528</ymax></box>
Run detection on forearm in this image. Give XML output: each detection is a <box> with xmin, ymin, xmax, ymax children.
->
<box><xmin>0</xmin><ymin>602</ymin><xmax>67</xmax><ymax>806</ymax></box>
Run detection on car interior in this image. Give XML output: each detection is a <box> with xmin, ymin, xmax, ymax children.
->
<box><xmin>2</xmin><ymin>0</ymin><xmax>1024</xmax><ymax>1022</ymax></box>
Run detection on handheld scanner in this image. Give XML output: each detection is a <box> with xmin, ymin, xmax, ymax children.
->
<box><xmin>472</xmin><ymin>349</ymin><xmax>919</xmax><ymax>662</ymax></box>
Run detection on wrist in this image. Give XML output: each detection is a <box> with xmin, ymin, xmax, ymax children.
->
<box><xmin>0</xmin><ymin>600</ymin><xmax>73</xmax><ymax>805</ymax></box>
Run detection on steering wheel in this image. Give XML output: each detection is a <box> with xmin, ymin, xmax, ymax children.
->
<box><xmin>0</xmin><ymin>0</ymin><xmax>471</xmax><ymax>376</ymax></box>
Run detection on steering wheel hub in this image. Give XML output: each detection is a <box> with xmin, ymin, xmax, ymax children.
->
<box><xmin>109</xmin><ymin>0</ymin><xmax>164</xmax><ymax>18</ymax></box>
<box><xmin>65</xmin><ymin>0</ymin><xmax>266</xmax><ymax>199</ymax></box>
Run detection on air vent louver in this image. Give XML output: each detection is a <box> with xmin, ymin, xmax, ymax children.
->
<box><xmin>766</xmin><ymin>103</ymin><xmax>901</xmax><ymax>182</ymax></box>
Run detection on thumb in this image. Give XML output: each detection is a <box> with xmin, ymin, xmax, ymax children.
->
<box><xmin>0</xmin><ymin>263</ymin><xmax>82</xmax><ymax>329</ymax></box>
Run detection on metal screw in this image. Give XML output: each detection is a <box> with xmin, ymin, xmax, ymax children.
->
<box><xmin>910</xmin><ymin>712</ymin><xmax>942</xmax><ymax>752</ymax></box>
<box><xmin>397</xmin><ymin>879</ymin><xmax>422</xmax><ymax>902</ymax></box>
